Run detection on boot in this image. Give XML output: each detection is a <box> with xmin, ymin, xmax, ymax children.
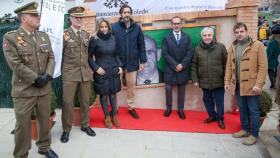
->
<box><xmin>112</xmin><ymin>115</ymin><xmax>120</xmax><ymax>127</ymax></box>
<box><xmin>232</xmin><ymin>130</ymin><xmax>249</xmax><ymax>138</ymax></box>
<box><xmin>105</xmin><ymin>116</ymin><xmax>112</xmax><ymax>129</ymax></box>
<box><xmin>243</xmin><ymin>135</ymin><xmax>257</xmax><ymax>145</ymax></box>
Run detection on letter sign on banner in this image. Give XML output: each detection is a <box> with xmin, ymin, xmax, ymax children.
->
<box><xmin>40</xmin><ymin>0</ymin><xmax>66</xmax><ymax>78</ymax></box>
<box><xmin>76</xmin><ymin>0</ymin><xmax>228</xmax><ymax>18</ymax></box>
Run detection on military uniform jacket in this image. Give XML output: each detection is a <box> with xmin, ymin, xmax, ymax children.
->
<box><xmin>3</xmin><ymin>27</ymin><xmax>55</xmax><ymax>97</ymax></box>
<box><xmin>62</xmin><ymin>27</ymin><xmax>93</xmax><ymax>81</ymax></box>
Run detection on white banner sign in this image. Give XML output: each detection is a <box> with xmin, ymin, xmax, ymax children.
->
<box><xmin>39</xmin><ymin>0</ymin><xmax>65</xmax><ymax>78</ymax></box>
<box><xmin>76</xmin><ymin>0</ymin><xmax>228</xmax><ymax>18</ymax></box>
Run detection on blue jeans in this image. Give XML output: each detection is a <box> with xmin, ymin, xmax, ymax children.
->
<box><xmin>202</xmin><ymin>87</ymin><xmax>225</xmax><ymax>121</ymax></box>
<box><xmin>235</xmin><ymin>83</ymin><xmax>260</xmax><ymax>137</ymax></box>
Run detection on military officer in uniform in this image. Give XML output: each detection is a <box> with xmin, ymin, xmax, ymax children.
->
<box><xmin>2</xmin><ymin>1</ymin><xmax>58</xmax><ymax>158</ymax></box>
<box><xmin>60</xmin><ymin>6</ymin><xmax>96</xmax><ymax>143</ymax></box>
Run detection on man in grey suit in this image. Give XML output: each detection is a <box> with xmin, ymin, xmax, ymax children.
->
<box><xmin>162</xmin><ymin>16</ymin><xmax>193</xmax><ymax>119</ymax></box>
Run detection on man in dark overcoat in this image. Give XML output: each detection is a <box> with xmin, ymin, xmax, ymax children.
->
<box><xmin>162</xmin><ymin>16</ymin><xmax>193</xmax><ymax>119</ymax></box>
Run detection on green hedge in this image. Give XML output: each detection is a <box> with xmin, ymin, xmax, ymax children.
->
<box><xmin>0</xmin><ymin>21</ymin><xmax>19</xmax><ymax>108</ymax></box>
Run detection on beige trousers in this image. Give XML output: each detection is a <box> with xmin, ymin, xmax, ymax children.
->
<box><xmin>124</xmin><ymin>70</ymin><xmax>137</xmax><ymax>109</ymax></box>
<box><xmin>13</xmin><ymin>94</ymin><xmax>51</xmax><ymax>158</ymax></box>
<box><xmin>62</xmin><ymin>81</ymin><xmax>91</xmax><ymax>132</ymax></box>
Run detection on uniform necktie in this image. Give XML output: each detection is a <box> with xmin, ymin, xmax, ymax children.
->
<box><xmin>31</xmin><ymin>32</ymin><xmax>36</xmax><ymax>43</ymax></box>
<box><xmin>176</xmin><ymin>34</ymin><xmax>180</xmax><ymax>45</ymax></box>
<box><xmin>77</xmin><ymin>31</ymin><xmax>81</xmax><ymax>40</ymax></box>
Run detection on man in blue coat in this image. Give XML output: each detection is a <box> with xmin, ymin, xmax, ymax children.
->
<box><xmin>162</xmin><ymin>16</ymin><xmax>193</xmax><ymax>119</ymax></box>
<box><xmin>112</xmin><ymin>5</ymin><xmax>147</xmax><ymax>119</ymax></box>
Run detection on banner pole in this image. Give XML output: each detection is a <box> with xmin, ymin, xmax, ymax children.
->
<box><xmin>40</xmin><ymin>0</ymin><xmax>44</xmax><ymax>18</ymax></box>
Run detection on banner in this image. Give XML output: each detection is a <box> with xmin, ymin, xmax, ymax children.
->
<box><xmin>39</xmin><ymin>0</ymin><xmax>65</xmax><ymax>78</ymax></box>
<box><xmin>76</xmin><ymin>0</ymin><xmax>228</xmax><ymax>18</ymax></box>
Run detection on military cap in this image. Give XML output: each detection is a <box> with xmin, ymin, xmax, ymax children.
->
<box><xmin>14</xmin><ymin>1</ymin><xmax>39</xmax><ymax>14</ymax></box>
<box><xmin>68</xmin><ymin>6</ymin><xmax>85</xmax><ymax>17</ymax></box>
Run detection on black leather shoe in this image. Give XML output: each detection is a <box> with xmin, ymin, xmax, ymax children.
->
<box><xmin>163</xmin><ymin>109</ymin><xmax>172</xmax><ymax>117</ymax></box>
<box><xmin>204</xmin><ymin>117</ymin><xmax>217</xmax><ymax>124</ymax></box>
<box><xmin>38</xmin><ymin>149</ymin><xmax>58</xmax><ymax>158</ymax></box>
<box><xmin>60</xmin><ymin>132</ymin><xmax>69</xmax><ymax>143</ymax></box>
<box><xmin>128</xmin><ymin>109</ymin><xmax>140</xmax><ymax>119</ymax></box>
<box><xmin>218</xmin><ymin>120</ymin><xmax>225</xmax><ymax>129</ymax></box>
<box><xmin>177</xmin><ymin>110</ymin><xmax>186</xmax><ymax>120</ymax></box>
<box><xmin>81</xmin><ymin>127</ymin><xmax>96</xmax><ymax>136</ymax></box>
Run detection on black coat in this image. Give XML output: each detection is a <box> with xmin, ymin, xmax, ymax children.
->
<box><xmin>88</xmin><ymin>34</ymin><xmax>122</xmax><ymax>95</ymax></box>
<box><xmin>112</xmin><ymin>19</ymin><xmax>147</xmax><ymax>72</ymax></box>
<box><xmin>162</xmin><ymin>32</ymin><xmax>193</xmax><ymax>85</ymax></box>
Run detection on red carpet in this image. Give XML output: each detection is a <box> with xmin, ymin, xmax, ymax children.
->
<box><xmin>89</xmin><ymin>106</ymin><xmax>241</xmax><ymax>134</ymax></box>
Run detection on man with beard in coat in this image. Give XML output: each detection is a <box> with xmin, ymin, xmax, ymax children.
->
<box><xmin>112</xmin><ymin>5</ymin><xmax>147</xmax><ymax>119</ymax></box>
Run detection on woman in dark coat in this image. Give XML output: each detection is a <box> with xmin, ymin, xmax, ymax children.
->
<box><xmin>88</xmin><ymin>19</ymin><xmax>123</xmax><ymax>128</ymax></box>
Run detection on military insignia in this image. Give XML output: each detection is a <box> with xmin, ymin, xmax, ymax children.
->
<box><xmin>41</xmin><ymin>37</ymin><xmax>45</xmax><ymax>42</ymax></box>
<box><xmin>63</xmin><ymin>31</ymin><xmax>70</xmax><ymax>41</ymax></box>
<box><xmin>22</xmin><ymin>42</ymin><xmax>27</xmax><ymax>47</ymax></box>
<box><xmin>40</xmin><ymin>44</ymin><xmax>49</xmax><ymax>53</ymax></box>
<box><xmin>68</xmin><ymin>39</ymin><xmax>75</xmax><ymax>42</ymax></box>
<box><xmin>34</xmin><ymin>2</ymin><xmax>38</xmax><ymax>8</ymax></box>
<box><xmin>17</xmin><ymin>36</ymin><xmax>26</xmax><ymax>46</ymax></box>
<box><xmin>24</xmin><ymin>56</ymin><xmax>29</xmax><ymax>62</ymax></box>
<box><xmin>3</xmin><ymin>40</ymin><xmax>9</xmax><ymax>50</ymax></box>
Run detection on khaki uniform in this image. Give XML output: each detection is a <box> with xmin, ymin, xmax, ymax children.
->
<box><xmin>3</xmin><ymin>27</ymin><xmax>55</xmax><ymax>158</ymax></box>
<box><xmin>61</xmin><ymin>27</ymin><xmax>93</xmax><ymax>131</ymax></box>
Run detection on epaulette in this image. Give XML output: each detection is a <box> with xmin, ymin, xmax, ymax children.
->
<box><xmin>7</xmin><ymin>30</ymin><xmax>16</xmax><ymax>34</ymax></box>
<box><xmin>63</xmin><ymin>29</ymin><xmax>71</xmax><ymax>41</ymax></box>
<box><xmin>36</xmin><ymin>30</ymin><xmax>47</xmax><ymax>35</ymax></box>
<box><xmin>81</xmin><ymin>30</ymin><xmax>89</xmax><ymax>33</ymax></box>
<box><xmin>81</xmin><ymin>30</ymin><xmax>90</xmax><ymax>36</ymax></box>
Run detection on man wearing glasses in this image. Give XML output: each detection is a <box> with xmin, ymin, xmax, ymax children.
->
<box><xmin>2</xmin><ymin>1</ymin><xmax>58</xmax><ymax>158</ymax></box>
<box><xmin>162</xmin><ymin>16</ymin><xmax>193</xmax><ymax>120</ymax></box>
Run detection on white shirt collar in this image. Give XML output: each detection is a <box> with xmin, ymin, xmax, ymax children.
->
<box><xmin>71</xmin><ymin>26</ymin><xmax>81</xmax><ymax>35</ymax></box>
<box><xmin>21</xmin><ymin>27</ymin><xmax>33</xmax><ymax>36</ymax></box>
<box><xmin>173</xmin><ymin>31</ymin><xmax>181</xmax><ymax>39</ymax></box>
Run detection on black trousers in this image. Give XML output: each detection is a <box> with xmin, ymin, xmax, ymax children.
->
<box><xmin>165</xmin><ymin>84</ymin><xmax>186</xmax><ymax>110</ymax></box>
<box><xmin>268</xmin><ymin>69</ymin><xmax>276</xmax><ymax>88</ymax></box>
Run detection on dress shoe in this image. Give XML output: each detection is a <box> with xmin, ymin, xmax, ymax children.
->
<box><xmin>60</xmin><ymin>132</ymin><xmax>69</xmax><ymax>143</ymax></box>
<box><xmin>177</xmin><ymin>110</ymin><xmax>186</xmax><ymax>120</ymax></box>
<box><xmin>38</xmin><ymin>149</ymin><xmax>58</xmax><ymax>158</ymax></box>
<box><xmin>128</xmin><ymin>109</ymin><xmax>140</xmax><ymax>119</ymax></box>
<box><xmin>163</xmin><ymin>109</ymin><xmax>172</xmax><ymax>117</ymax></box>
<box><xmin>81</xmin><ymin>127</ymin><xmax>96</xmax><ymax>136</ymax></box>
<box><xmin>204</xmin><ymin>117</ymin><xmax>217</xmax><ymax>124</ymax></box>
<box><xmin>218</xmin><ymin>120</ymin><xmax>225</xmax><ymax>129</ymax></box>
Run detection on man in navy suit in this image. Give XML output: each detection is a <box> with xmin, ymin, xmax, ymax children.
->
<box><xmin>162</xmin><ymin>16</ymin><xmax>193</xmax><ymax>119</ymax></box>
